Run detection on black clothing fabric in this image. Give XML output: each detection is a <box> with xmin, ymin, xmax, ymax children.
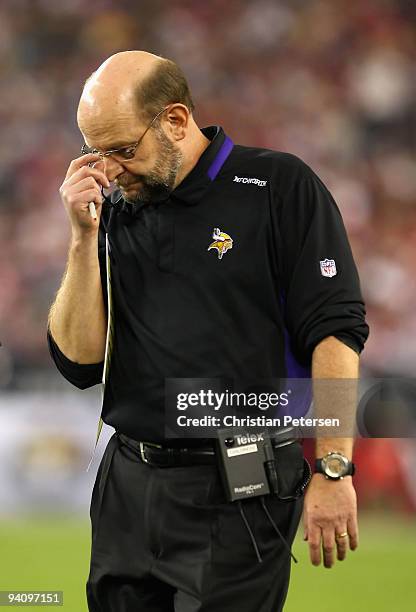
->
<box><xmin>86</xmin><ymin>433</ymin><xmax>305</xmax><ymax>612</ymax></box>
<box><xmin>47</xmin><ymin>126</ymin><xmax>369</xmax><ymax>443</ymax></box>
<box><xmin>46</xmin><ymin>330</ymin><xmax>103</xmax><ymax>390</ymax></box>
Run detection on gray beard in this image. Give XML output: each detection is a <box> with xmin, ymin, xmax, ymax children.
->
<box><xmin>129</xmin><ymin>175</ymin><xmax>174</xmax><ymax>204</ymax></box>
<box><xmin>127</xmin><ymin>129</ymin><xmax>183</xmax><ymax>205</ymax></box>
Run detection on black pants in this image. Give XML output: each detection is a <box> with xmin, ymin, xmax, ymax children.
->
<box><xmin>86</xmin><ymin>433</ymin><xmax>304</xmax><ymax>612</ymax></box>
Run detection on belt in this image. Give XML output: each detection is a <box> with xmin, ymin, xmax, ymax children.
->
<box><xmin>118</xmin><ymin>433</ymin><xmax>216</xmax><ymax>467</ymax></box>
<box><xmin>117</xmin><ymin>432</ymin><xmax>298</xmax><ymax>468</ymax></box>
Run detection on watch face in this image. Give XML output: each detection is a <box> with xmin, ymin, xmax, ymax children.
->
<box><xmin>323</xmin><ymin>453</ymin><xmax>349</xmax><ymax>478</ymax></box>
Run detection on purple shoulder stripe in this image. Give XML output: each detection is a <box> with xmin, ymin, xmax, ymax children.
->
<box><xmin>207</xmin><ymin>136</ymin><xmax>234</xmax><ymax>181</ymax></box>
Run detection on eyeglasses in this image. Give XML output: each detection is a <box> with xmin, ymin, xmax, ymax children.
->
<box><xmin>81</xmin><ymin>106</ymin><xmax>169</xmax><ymax>162</ymax></box>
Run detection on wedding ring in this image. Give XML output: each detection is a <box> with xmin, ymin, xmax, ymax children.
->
<box><xmin>336</xmin><ymin>532</ymin><xmax>348</xmax><ymax>539</ymax></box>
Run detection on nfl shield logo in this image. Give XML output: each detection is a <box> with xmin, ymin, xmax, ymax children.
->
<box><xmin>320</xmin><ymin>258</ymin><xmax>337</xmax><ymax>277</ymax></box>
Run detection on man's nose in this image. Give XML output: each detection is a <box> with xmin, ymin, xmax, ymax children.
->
<box><xmin>103</xmin><ymin>156</ymin><xmax>125</xmax><ymax>182</ymax></box>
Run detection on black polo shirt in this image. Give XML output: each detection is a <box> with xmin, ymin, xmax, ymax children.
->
<box><xmin>47</xmin><ymin>125</ymin><xmax>369</xmax><ymax>443</ymax></box>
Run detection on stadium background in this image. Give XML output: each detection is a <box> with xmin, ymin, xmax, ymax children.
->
<box><xmin>0</xmin><ymin>0</ymin><xmax>415</xmax><ymax>609</ymax></box>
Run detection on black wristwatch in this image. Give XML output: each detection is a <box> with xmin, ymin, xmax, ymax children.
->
<box><xmin>315</xmin><ymin>452</ymin><xmax>355</xmax><ymax>480</ymax></box>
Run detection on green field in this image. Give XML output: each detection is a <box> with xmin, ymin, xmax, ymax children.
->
<box><xmin>0</xmin><ymin>512</ymin><xmax>415</xmax><ymax>611</ymax></box>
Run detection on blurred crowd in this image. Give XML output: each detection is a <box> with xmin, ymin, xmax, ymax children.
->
<box><xmin>1</xmin><ymin>0</ymin><xmax>416</xmax><ymax>384</ymax></box>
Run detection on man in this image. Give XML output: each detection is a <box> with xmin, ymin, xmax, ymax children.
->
<box><xmin>47</xmin><ymin>51</ymin><xmax>369</xmax><ymax>611</ymax></box>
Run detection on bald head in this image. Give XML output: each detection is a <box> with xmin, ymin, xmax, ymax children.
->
<box><xmin>77</xmin><ymin>50</ymin><xmax>194</xmax><ymax>143</ymax></box>
<box><xmin>78</xmin><ymin>51</ymin><xmax>162</xmax><ymax>132</ymax></box>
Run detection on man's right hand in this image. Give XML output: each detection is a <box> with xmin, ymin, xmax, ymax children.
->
<box><xmin>59</xmin><ymin>153</ymin><xmax>110</xmax><ymax>237</ymax></box>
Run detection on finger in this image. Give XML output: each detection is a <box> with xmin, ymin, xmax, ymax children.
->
<box><xmin>65</xmin><ymin>153</ymin><xmax>102</xmax><ymax>180</ymax></box>
<box><xmin>335</xmin><ymin>529</ymin><xmax>349</xmax><ymax>561</ymax></box>
<box><xmin>91</xmin><ymin>159</ymin><xmax>105</xmax><ymax>174</ymax></box>
<box><xmin>84</xmin><ymin>189</ymin><xmax>103</xmax><ymax>207</ymax></box>
<box><xmin>63</xmin><ymin>184</ymin><xmax>102</xmax><ymax>209</ymax></box>
<box><xmin>347</xmin><ymin>516</ymin><xmax>359</xmax><ymax>550</ymax></box>
<box><xmin>307</xmin><ymin>524</ymin><xmax>322</xmax><ymax>566</ymax></box>
<box><xmin>66</xmin><ymin>166</ymin><xmax>110</xmax><ymax>189</ymax></box>
<box><xmin>302</xmin><ymin>512</ymin><xmax>308</xmax><ymax>540</ymax></box>
<box><xmin>83</xmin><ymin>160</ymin><xmax>109</xmax><ymax>187</ymax></box>
<box><xmin>77</xmin><ymin>188</ymin><xmax>103</xmax><ymax>209</ymax></box>
<box><xmin>321</xmin><ymin>527</ymin><xmax>336</xmax><ymax>569</ymax></box>
<box><xmin>68</xmin><ymin>176</ymin><xmax>101</xmax><ymax>194</ymax></box>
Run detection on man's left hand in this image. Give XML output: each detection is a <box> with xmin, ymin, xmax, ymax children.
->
<box><xmin>303</xmin><ymin>473</ymin><xmax>358</xmax><ymax>568</ymax></box>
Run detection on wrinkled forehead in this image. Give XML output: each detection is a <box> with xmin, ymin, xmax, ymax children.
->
<box><xmin>78</xmin><ymin>99</ymin><xmax>143</xmax><ymax>149</ymax></box>
<box><xmin>80</xmin><ymin>114</ymin><xmax>139</xmax><ymax>150</ymax></box>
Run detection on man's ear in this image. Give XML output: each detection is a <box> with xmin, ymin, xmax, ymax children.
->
<box><xmin>165</xmin><ymin>104</ymin><xmax>189</xmax><ymax>141</ymax></box>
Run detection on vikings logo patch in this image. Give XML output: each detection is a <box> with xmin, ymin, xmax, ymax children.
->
<box><xmin>207</xmin><ymin>227</ymin><xmax>233</xmax><ymax>260</ymax></box>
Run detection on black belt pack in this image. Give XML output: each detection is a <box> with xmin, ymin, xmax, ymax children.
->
<box><xmin>216</xmin><ymin>427</ymin><xmax>311</xmax><ymax>502</ymax></box>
